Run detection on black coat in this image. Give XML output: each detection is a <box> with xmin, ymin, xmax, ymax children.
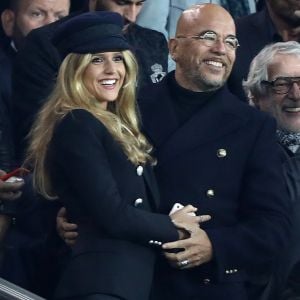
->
<box><xmin>49</xmin><ymin>109</ymin><xmax>178</xmax><ymax>300</ymax></box>
<box><xmin>139</xmin><ymin>75</ymin><xmax>291</xmax><ymax>300</ymax></box>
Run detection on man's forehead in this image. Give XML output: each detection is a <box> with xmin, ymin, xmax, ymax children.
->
<box><xmin>268</xmin><ymin>54</ymin><xmax>300</xmax><ymax>77</ymax></box>
<box><xmin>18</xmin><ymin>0</ymin><xmax>69</xmax><ymax>10</ymax></box>
<box><xmin>179</xmin><ymin>8</ymin><xmax>235</xmax><ymax>35</ymax></box>
<box><xmin>111</xmin><ymin>0</ymin><xmax>145</xmax><ymax>4</ymax></box>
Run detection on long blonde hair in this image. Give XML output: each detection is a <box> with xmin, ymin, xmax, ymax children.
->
<box><xmin>26</xmin><ymin>50</ymin><xmax>154</xmax><ymax>198</ymax></box>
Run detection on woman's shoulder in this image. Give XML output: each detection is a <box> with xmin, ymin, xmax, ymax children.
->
<box><xmin>62</xmin><ymin>109</ymin><xmax>104</xmax><ymax>126</ymax></box>
<box><xmin>63</xmin><ymin>108</ymin><xmax>95</xmax><ymax>121</ymax></box>
<box><xmin>55</xmin><ymin>109</ymin><xmax>107</xmax><ymax>137</ymax></box>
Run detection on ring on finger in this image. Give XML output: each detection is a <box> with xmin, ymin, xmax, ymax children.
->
<box><xmin>178</xmin><ymin>259</ymin><xmax>189</xmax><ymax>267</ymax></box>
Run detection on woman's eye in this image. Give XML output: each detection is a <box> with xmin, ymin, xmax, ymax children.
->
<box><xmin>91</xmin><ymin>57</ymin><xmax>103</xmax><ymax>64</ymax></box>
<box><xmin>113</xmin><ymin>55</ymin><xmax>124</xmax><ymax>62</ymax></box>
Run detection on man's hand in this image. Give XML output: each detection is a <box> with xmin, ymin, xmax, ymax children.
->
<box><xmin>0</xmin><ymin>170</ymin><xmax>24</xmax><ymax>201</ymax></box>
<box><xmin>56</xmin><ymin>207</ymin><xmax>78</xmax><ymax>246</ymax></box>
<box><xmin>162</xmin><ymin>226</ymin><xmax>213</xmax><ymax>269</ymax></box>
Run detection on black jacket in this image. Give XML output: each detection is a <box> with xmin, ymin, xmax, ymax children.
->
<box><xmin>48</xmin><ymin>109</ymin><xmax>177</xmax><ymax>300</ymax></box>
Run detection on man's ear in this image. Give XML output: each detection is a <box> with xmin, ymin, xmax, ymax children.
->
<box><xmin>169</xmin><ymin>38</ymin><xmax>178</xmax><ymax>62</ymax></box>
<box><xmin>1</xmin><ymin>9</ymin><xmax>15</xmax><ymax>38</ymax></box>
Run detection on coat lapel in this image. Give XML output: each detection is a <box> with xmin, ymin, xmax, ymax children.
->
<box><xmin>139</xmin><ymin>80</ymin><xmax>179</xmax><ymax>150</ymax></box>
<box><xmin>140</xmin><ymin>83</ymin><xmax>249</xmax><ymax>166</ymax></box>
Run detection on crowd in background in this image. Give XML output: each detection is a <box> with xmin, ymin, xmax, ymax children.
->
<box><xmin>0</xmin><ymin>0</ymin><xmax>299</xmax><ymax>300</ymax></box>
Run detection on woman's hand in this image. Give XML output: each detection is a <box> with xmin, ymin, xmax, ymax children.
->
<box><xmin>169</xmin><ymin>205</ymin><xmax>211</xmax><ymax>239</ymax></box>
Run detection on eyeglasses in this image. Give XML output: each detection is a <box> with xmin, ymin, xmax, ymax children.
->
<box><xmin>176</xmin><ymin>31</ymin><xmax>240</xmax><ymax>51</ymax></box>
<box><xmin>261</xmin><ymin>77</ymin><xmax>300</xmax><ymax>94</ymax></box>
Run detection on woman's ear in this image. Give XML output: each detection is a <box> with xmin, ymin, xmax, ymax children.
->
<box><xmin>1</xmin><ymin>9</ymin><xmax>16</xmax><ymax>37</ymax></box>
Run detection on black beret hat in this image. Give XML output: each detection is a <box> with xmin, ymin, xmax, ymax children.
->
<box><xmin>52</xmin><ymin>11</ymin><xmax>130</xmax><ymax>58</ymax></box>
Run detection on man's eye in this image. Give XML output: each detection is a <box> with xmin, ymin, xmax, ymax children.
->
<box><xmin>225</xmin><ymin>39</ymin><xmax>236</xmax><ymax>48</ymax></box>
<box><xmin>115</xmin><ymin>0</ymin><xmax>127</xmax><ymax>5</ymax></box>
<box><xmin>203</xmin><ymin>35</ymin><xmax>216</xmax><ymax>41</ymax></box>
<box><xmin>91</xmin><ymin>57</ymin><xmax>104</xmax><ymax>64</ymax></box>
<box><xmin>30</xmin><ymin>11</ymin><xmax>42</xmax><ymax>17</ymax></box>
<box><xmin>274</xmin><ymin>81</ymin><xmax>289</xmax><ymax>87</ymax></box>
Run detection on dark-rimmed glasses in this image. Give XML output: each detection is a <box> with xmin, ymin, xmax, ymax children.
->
<box><xmin>261</xmin><ymin>77</ymin><xmax>300</xmax><ymax>94</ymax></box>
<box><xmin>176</xmin><ymin>31</ymin><xmax>240</xmax><ymax>51</ymax></box>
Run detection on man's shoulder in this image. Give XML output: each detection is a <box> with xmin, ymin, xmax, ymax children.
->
<box><xmin>235</xmin><ymin>9</ymin><xmax>270</xmax><ymax>45</ymax></box>
<box><xmin>127</xmin><ymin>23</ymin><xmax>167</xmax><ymax>47</ymax></box>
<box><xmin>129</xmin><ymin>23</ymin><xmax>166</xmax><ymax>39</ymax></box>
<box><xmin>219</xmin><ymin>87</ymin><xmax>274</xmax><ymax>124</ymax></box>
<box><xmin>235</xmin><ymin>9</ymin><xmax>265</xmax><ymax>29</ymax></box>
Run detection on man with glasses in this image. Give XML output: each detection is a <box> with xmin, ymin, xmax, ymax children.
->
<box><xmin>244</xmin><ymin>41</ymin><xmax>300</xmax><ymax>300</ymax></box>
<box><xmin>136</xmin><ymin>4</ymin><xmax>290</xmax><ymax>300</ymax></box>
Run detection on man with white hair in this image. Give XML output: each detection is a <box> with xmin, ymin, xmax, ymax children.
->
<box><xmin>244</xmin><ymin>41</ymin><xmax>300</xmax><ymax>300</ymax></box>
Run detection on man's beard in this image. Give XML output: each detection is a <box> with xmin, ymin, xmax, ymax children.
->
<box><xmin>186</xmin><ymin>69</ymin><xmax>227</xmax><ymax>92</ymax></box>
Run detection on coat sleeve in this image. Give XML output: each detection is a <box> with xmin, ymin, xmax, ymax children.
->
<box><xmin>51</xmin><ymin>110</ymin><xmax>178</xmax><ymax>245</ymax></box>
<box><xmin>206</xmin><ymin>116</ymin><xmax>292</xmax><ymax>277</ymax></box>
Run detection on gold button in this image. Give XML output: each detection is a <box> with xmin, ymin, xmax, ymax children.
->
<box><xmin>206</xmin><ymin>189</ymin><xmax>215</xmax><ymax>198</ymax></box>
<box><xmin>217</xmin><ymin>149</ymin><xmax>227</xmax><ymax>158</ymax></box>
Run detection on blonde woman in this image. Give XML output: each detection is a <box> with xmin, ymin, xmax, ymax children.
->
<box><xmin>26</xmin><ymin>11</ymin><xmax>200</xmax><ymax>300</ymax></box>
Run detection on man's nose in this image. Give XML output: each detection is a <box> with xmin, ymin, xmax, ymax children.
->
<box><xmin>124</xmin><ymin>5</ymin><xmax>138</xmax><ymax>23</ymax></box>
<box><xmin>211</xmin><ymin>39</ymin><xmax>227</xmax><ymax>54</ymax></box>
<box><xmin>288</xmin><ymin>82</ymin><xmax>300</xmax><ymax>99</ymax></box>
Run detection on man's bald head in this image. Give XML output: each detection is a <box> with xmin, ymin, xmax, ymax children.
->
<box><xmin>176</xmin><ymin>4</ymin><xmax>235</xmax><ymax>36</ymax></box>
<box><xmin>169</xmin><ymin>4</ymin><xmax>237</xmax><ymax>92</ymax></box>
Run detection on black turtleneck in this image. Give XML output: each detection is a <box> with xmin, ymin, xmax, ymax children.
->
<box><xmin>167</xmin><ymin>71</ymin><xmax>216</xmax><ymax>126</ymax></box>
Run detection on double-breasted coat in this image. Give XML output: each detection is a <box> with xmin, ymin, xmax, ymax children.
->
<box><xmin>139</xmin><ymin>75</ymin><xmax>291</xmax><ymax>300</ymax></box>
<box><xmin>48</xmin><ymin>109</ymin><xmax>178</xmax><ymax>300</ymax></box>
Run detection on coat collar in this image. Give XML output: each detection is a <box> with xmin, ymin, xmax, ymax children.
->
<box><xmin>139</xmin><ymin>76</ymin><xmax>249</xmax><ymax>165</ymax></box>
